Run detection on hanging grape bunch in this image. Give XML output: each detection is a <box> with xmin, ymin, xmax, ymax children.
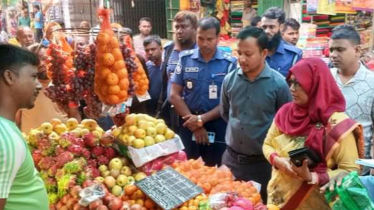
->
<box><xmin>44</xmin><ymin>43</ymin><xmax>74</xmax><ymax>112</ymax></box>
<box><xmin>120</xmin><ymin>44</ymin><xmax>136</xmax><ymax>97</ymax></box>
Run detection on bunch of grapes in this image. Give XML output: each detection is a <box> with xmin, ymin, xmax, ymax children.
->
<box><xmin>120</xmin><ymin>44</ymin><xmax>137</xmax><ymax>97</ymax></box>
<box><xmin>44</xmin><ymin>44</ymin><xmax>74</xmax><ymax>112</ymax></box>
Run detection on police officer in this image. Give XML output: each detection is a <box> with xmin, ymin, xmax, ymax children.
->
<box><xmin>170</xmin><ymin>17</ymin><xmax>237</xmax><ymax>166</ymax></box>
<box><xmin>155</xmin><ymin>11</ymin><xmax>198</xmax><ymax>131</ymax></box>
<box><xmin>261</xmin><ymin>7</ymin><xmax>302</xmax><ymax>77</ymax></box>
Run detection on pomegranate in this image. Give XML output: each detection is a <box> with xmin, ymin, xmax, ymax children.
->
<box><xmin>70</xmin><ymin>185</ymin><xmax>83</xmax><ymax>198</ymax></box>
<box><xmin>97</xmin><ymin>205</ymin><xmax>109</xmax><ymax>210</ymax></box>
<box><xmin>89</xmin><ymin>199</ymin><xmax>103</xmax><ymax>210</ymax></box>
<box><xmin>108</xmin><ymin>197</ymin><xmax>122</xmax><ymax>210</ymax></box>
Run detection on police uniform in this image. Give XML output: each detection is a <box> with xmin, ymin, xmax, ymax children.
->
<box><xmin>266</xmin><ymin>39</ymin><xmax>303</xmax><ymax>77</ymax></box>
<box><xmin>170</xmin><ymin>47</ymin><xmax>237</xmax><ymax>166</ymax></box>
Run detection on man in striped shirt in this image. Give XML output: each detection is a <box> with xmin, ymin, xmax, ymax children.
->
<box><xmin>0</xmin><ymin>44</ymin><xmax>48</xmax><ymax>210</ymax></box>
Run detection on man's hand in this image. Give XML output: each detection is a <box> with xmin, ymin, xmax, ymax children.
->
<box><xmin>320</xmin><ymin>171</ymin><xmax>349</xmax><ymax>193</ymax></box>
<box><xmin>274</xmin><ymin>156</ymin><xmax>300</xmax><ymax>179</ymax></box>
<box><xmin>183</xmin><ymin>114</ymin><xmax>200</xmax><ymax>132</ymax></box>
<box><xmin>291</xmin><ymin>159</ymin><xmax>312</xmax><ymax>182</ymax></box>
<box><xmin>193</xmin><ymin>127</ymin><xmax>209</xmax><ymax>145</ymax></box>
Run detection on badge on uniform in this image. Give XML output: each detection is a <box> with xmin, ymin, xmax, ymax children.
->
<box><xmin>187</xmin><ymin>81</ymin><xmax>193</xmax><ymax>89</ymax></box>
<box><xmin>175</xmin><ymin>63</ymin><xmax>182</xmax><ymax>74</ymax></box>
<box><xmin>185</xmin><ymin>67</ymin><xmax>199</xmax><ymax>73</ymax></box>
<box><xmin>209</xmin><ymin>85</ymin><xmax>218</xmax><ymax>99</ymax></box>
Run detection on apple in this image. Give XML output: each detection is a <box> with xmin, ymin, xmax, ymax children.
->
<box><xmin>95</xmin><ymin>177</ymin><xmax>105</xmax><ymax>183</ymax></box>
<box><xmin>112</xmin><ymin>127</ymin><xmax>122</xmax><ymax>138</ymax></box>
<box><xmin>127</xmin><ymin>135</ymin><xmax>136</xmax><ymax>146</ymax></box>
<box><xmin>134</xmin><ymin>129</ymin><xmax>146</xmax><ymax>139</ymax></box>
<box><xmin>156</xmin><ymin>119</ymin><xmax>165</xmax><ymax>125</ymax></box>
<box><xmin>48</xmin><ymin>132</ymin><xmax>60</xmax><ymax>141</ymax></box>
<box><xmin>134</xmin><ymin>172</ymin><xmax>147</xmax><ymax>181</ymax></box>
<box><xmin>82</xmin><ymin>119</ymin><xmax>98</xmax><ymax>131</ymax></box>
<box><xmin>137</xmin><ymin>120</ymin><xmax>149</xmax><ymax>130</ymax></box>
<box><xmin>125</xmin><ymin>114</ymin><xmax>136</xmax><ymax>126</ymax></box>
<box><xmin>66</xmin><ymin>118</ymin><xmax>78</xmax><ymax>130</ymax></box>
<box><xmin>155</xmin><ymin>134</ymin><xmax>166</xmax><ymax>143</ymax></box>
<box><xmin>70</xmin><ymin>129</ymin><xmax>81</xmax><ymax>138</ymax></box>
<box><xmin>80</xmin><ymin>128</ymin><xmax>90</xmax><ymax>136</ymax></box>
<box><xmin>146</xmin><ymin>127</ymin><xmax>157</xmax><ymax>137</ymax></box>
<box><xmin>126</xmin><ymin>177</ymin><xmax>135</xmax><ymax>185</ymax></box>
<box><xmin>99</xmin><ymin>165</ymin><xmax>108</xmax><ymax>173</ymax></box>
<box><xmin>121</xmin><ymin>127</ymin><xmax>128</xmax><ymax>134</ymax></box>
<box><xmin>50</xmin><ymin>118</ymin><xmax>62</xmax><ymax>127</ymax></box>
<box><xmin>121</xmin><ymin>135</ymin><xmax>129</xmax><ymax>145</ymax></box>
<box><xmin>110</xmin><ymin>169</ymin><xmax>121</xmax><ymax>178</ymax></box>
<box><xmin>54</xmin><ymin>124</ymin><xmax>67</xmax><ymax>134</ymax></box>
<box><xmin>164</xmin><ymin>129</ymin><xmax>175</xmax><ymax>139</ymax></box>
<box><xmin>101</xmin><ymin>171</ymin><xmax>111</xmax><ymax>178</ymax></box>
<box><xmin>116</xmin><ymin>175</ymin><xmax>128</xmax><ymax>186</ymax></box>
<box><xmin>132</xmin><ymin>139</ymin><xmax>145</xmax><ymax>149</ymax></box>
<box><xmin>104</xmin><ymin>176</ymin><xmax>116</xmax><ymax>188</ymax></box>
<box><xmin>109</xmin><ymin>158</ymin><xmax>123</xmax><ymax>170</ymax></box>
<box><xmin>127</xmin><ymin>126</ymin><xmax>138</xmax><ymax>135</ymax></box>
<box><xmin>92</xmin><ymin>130</ymin><xmax>102</xmax><ymax>139</ymax></box>
<box><xmin>40</xmin><ymin>122</ymin><xmax>53</xmax><ymax>134</ymax></box>
<box><xmin>111</xmin><ymin>185</ymin><xmax>123</xmax><ymax>196</ymax></box>
<box><xmin>135</xmin><ymin>114</ymin><xmax>146</xmax><ymax>122</ymax></box>
<box><xmin>155</xmin><ymin>123</ymin><xmax>167</xmax><ymax>134</ymax></box>
<box><xmin>144</xmin><ymin>136</ymin><xmax>155</xmax><ymax>146</ymax></box>
<box><xmin>120</xmin><ymin>166</ymin><xmax>132</xmax><ymax>176</ymax></box>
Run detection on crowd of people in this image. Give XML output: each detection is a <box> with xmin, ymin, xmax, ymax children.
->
<box><xmin>0</xmin><ymin>4</ymin><xmax>374</xmax><ymax>210</ymax></box>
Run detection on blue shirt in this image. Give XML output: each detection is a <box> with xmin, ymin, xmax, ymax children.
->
<box><xmin>146</xmin><ymin>61</ymin><xmax>163</xmax><ymax>115</ymax></box>
<box><xmin>266</xmin><ymin>40</ymin><xmax>303</xmax><ymax>77</ymax></box>
<box><xmin>34</xmin><ymin>11</ymin><xmax>43</xmax><ymax>29</ymax></box>
<box><xmin>220</xmin><ymin>62</ymin><xmax>292</xmax><ymax>156</ymax></box>
<box><xmin>171</xmin><ymin>47</ymin><xmax>237</xmax><ymax>113</ymax></box>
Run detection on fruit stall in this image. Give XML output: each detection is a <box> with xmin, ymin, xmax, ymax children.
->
<box><xmin>28</xmin><ymin>8</ymin><xmax>279</xmax><ymax>210</ymax></box>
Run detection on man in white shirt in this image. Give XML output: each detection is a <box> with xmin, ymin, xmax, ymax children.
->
<box><xmin>329</xmin><ymin>25</ymin><xmax>374</xmax><ymax>164</ymax></box>
<box><xmin>133</xmin><ymin>17</ymin><xmax>152</xmax><ymax>58</ymax></box>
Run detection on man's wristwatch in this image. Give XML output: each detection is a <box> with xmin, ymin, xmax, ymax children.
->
<box><xmin>197</xmin><ymin>115</ymin><xmax>203</xmax><ymax>127</ymax></box>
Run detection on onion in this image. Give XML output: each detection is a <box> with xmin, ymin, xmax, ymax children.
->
<box><xmin>70</xmin><ymin>186</ymin><xmax>83</xmax><ymax>198</ymax></box>
<box><xmin>89</xmin><ymin>199</ymin><xmax>103</xmax><ymax>210</ymax></box>
<box><xmin>56</xmin><ymin>202</ymin><xmax>63</xmax><ymax>209</ymax></box>
<box><xmin>66</xmin><ymin>197</ymin><xmax>78</xmax><ymax>210</ymax></box>
<box><xmin>108</xmin><ymin>197</ymin><xmax>123</xmax><ymax>210</ymax></box>
<box><xmin>120</xmin><ymin>201</ymin><xmax>130</xmax><ymax>210</ymax></box>
<box><xmin>73</xmin><ymin>203</ymin><xmax>88</xmax><ymax>210</ymax></box>
<box><xmin>103</xmin><ymin>195</ymin><xmax>114</xmax><ymax>205</ymax></box>
<box><xmin>59</xmin><ymin>206</ymin><xmax>69</xmax><ymax>210</ymax></box>
<box><xmin>61</xmin><ymin>194</ymin><xmax>71</xmax><ymax>204</ymax></box>
<box><xmin>130</xmin><ymin>204</ymin><xmax>142</xmax><ymax>210</ymax></box>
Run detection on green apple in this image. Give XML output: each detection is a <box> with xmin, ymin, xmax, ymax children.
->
<box><xmin>116</xmin><ymin>175</ymin><xmax>128</xmax><ymax>186</ymax></box>
<box><xmin>109</xmin><ymin>158</ymin><xmax>123</xmax><ymax>170</ymax></box>
<box><xmin>112</xmin><ymin>127</ymin><xmax>122</xmax><ymax>138</ymax></box>
<box><xmin>155</xmin><ymin>134</ymin><xmax>166</xmax><ymax>143</ymax></box>
<box><xmin>101</xmin><ymin>171</ymin><xmax>110</xmax><ymax>178</ymax></box>
<box><xmin>40</xmin><ymin>122</ymin><xmax>53</xmax><ymax>134</ymax></box>
<box><xmin>134</xmin><ymin>172</ymin><xmax>147</xmax><ymax>181</ymax></box>
<box><xmin>146</xmin><ymin>127</ymin><xmax>157</xmax><ymax>137</ymax></box>
<box><xmin>127</xmin><ymin>135</ymin><xmax>136</xmax><ymax>146</ymax></box>
<box><xmin>48</xmin><ymin>132</ymin><xmax>60</xmax><ymax>141</ymax></box>
<box><xmin>164</xmin><ymin>129</ymin><xmax>175</xmax><ymax>140</ymax></box>
<box><xmin>111</xmin><ymin>185</ymin><xmax>123</xmax><ymax>196</ymax></box>
<box><xmin>134</xmin><ymin>129</ymin><xmax>146</xmax><ymax>139</ymax></box>
<box><xmin>91</xmin><ymin>130</ymin><xmax>102</xmax><ymax>139</ymax></box>
<box><xmin>120</xmin><ymin>166</ymin><xmax>132</xmax><ymax>176</ymax></box>
<box><xmin>135</xmin><ymin>114</ymin><xmax>146</xmax><ymax>122</ymax></box>
<box><xmin>137</xmin><ymin>120</ymin><xmax>149</xmax><ymax>130</ymax></box>
<box><xmin>125</xmin><ymin>114</ymin><xmax>137</xmax><ymax>126</ymax></box>
<box><xmin>104</xmin><ymin>176</ymin><xmax>116</xmax><ymax>189</ymax></box>
<box><xmin>70</xmin><ymin>129</ymin><xmax>81</xmax><ymax>138</ymax></box>
<box><xmin>66</xmin><ymin>118</ymin><xmax>78</xmax><ymax>130</ymax></box>
<box><xmin>99</xmin><ymin>165</ymin><xmax>108</xmax><ymax>173</ymax></box>
<box><xmin>126</xmin><ymin>176</ymin><xmax>135</xmax><ymax>185</ymax></box>
<box><xmin>155</xmin><ymin>123</ymin><xmax>167</xmax><ymax>135</ymax></box>
<box><xmin>80</xmin><ymin>128</ymin><xmax>90</xmax><ymax>136</ymax></box>
<box><xmin>156</xmin><ymin>119</ymin><xmax>165</xmax><ymax>125</ymax></box>
<box><xmin>132</xmin><ymin>139</ymin><xmax>145</xmax><ymax>149</ymax></box>
<box><xmin>95</xmin><ymin>176</ymin><xmax>105</xmax><ymax>183</ymax></box>
<box><xmin>144</xmin><ymin>136</ymin><xmax>155</xmax><ymax>147</ymax></box>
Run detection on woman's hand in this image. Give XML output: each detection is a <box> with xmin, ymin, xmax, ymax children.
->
<box><xmin>291</xmin><ymin>159</ymin><xmax>312</xmax><ymax>182</ymax></box>
<box><xmin>320</xmin><ymin>171</ymin><xmax>349</xmax><ymax>193</ymax></box>
<box><xmin>274</xmin><ymin>156</ymin><xmax>300</xmax><ymax>179</ymax></box>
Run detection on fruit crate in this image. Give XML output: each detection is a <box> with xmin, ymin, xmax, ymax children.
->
<box><xmin>112</xmin><ymin>135</ymin><xmax>184</xmax><ymax>167</ymax></box>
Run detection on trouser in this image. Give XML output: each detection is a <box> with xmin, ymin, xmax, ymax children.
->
<box><xmin>222</xmin><ymin>148</ymin><xmax>272</xmax><ymax>204</ymax></box>
<box><xmin>360</xmin><ymin>176</ymin><xmax>374</xmax><ymax>202</ymax></box>
<box><xmin>35</xmin><ymin>28</ymin><xmax>43</xmax><ymax>42</ymax></box>
<box><xmin>179</xmin><ymin>117</ymin><xmax>227</xmax><ymax>166</ymax></box>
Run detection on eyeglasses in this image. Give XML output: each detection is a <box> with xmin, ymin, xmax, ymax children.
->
<box><xmin>288</xmin><ymin>79</ymin><xmax>300</xmax><ymax>90</ymax></box>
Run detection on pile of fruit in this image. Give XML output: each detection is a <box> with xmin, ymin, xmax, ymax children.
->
<box><xmin>27</xmin><ymin>118</ymin><xmax>118</xmax><ymax>206</ymax></box>
<box><xmin>172</xmin><ymin>159</ymin><xmax>262</xmax><ymax>205</ymax></box>
<box><xmin>112</xmin><ymin>113</ymin><xmax>176</xmax><ymax>149</ymax></box>
<box><xmin>94</xmin><ymin>9</ymin><xmax>130</xmax><ymax>105</ymax></box>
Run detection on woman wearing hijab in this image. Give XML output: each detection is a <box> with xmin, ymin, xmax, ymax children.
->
<box><xmin>263</xmin><ymin>58</ymin><xmax>365</xmax><ymax>209</ymax></box>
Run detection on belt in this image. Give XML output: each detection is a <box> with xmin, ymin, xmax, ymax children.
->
<box><xmin>227</xmin><ymin>147</ymin><xmax>266</xmax><ymax>164</ymax></box>
<box><xmin>191</xmin><ymin>111</ymin><xmax>204</xmax><ymax>115</ymax></box>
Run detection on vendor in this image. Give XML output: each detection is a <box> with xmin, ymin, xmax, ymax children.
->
<box><xmin>242</xmin><ymin>0</ymin><xmax>257</xmax><ymax>28</ymax></box>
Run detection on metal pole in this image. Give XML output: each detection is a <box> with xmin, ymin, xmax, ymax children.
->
<box><xmin>89</xmin><ymin>0</ymin><xmax>93</xmax><ymax>26</ymax></box>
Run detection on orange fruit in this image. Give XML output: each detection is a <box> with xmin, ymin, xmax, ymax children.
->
<box><xmin>112</xmin><ymin>48</ymin><xmax>123</xmax><ymax>60</ymax></box>
<box><xmin>118</xmin><ymin>78</ymin><xmax>129</xmax><ymax>90</ymax></box>
<box><xmin>135</xmin><ymin>199</ymin><xmax>144</xmax><ymax>207</ymax></box>
<box><xmin>108</xmin><ymin>37</ymin><xmax>120</xmax><ymax>50</ymax></box>
<box><xmin>144</xmin><ymin>199</ymin><xmax>156</xmax><ymax>209</ymax></box>
<box><xmin>97</xmin><ymin>33</ymin><xmax>110</xmax><ymax>45</ymax></box>
<box><xmin>113</xmin><ymin>60</ymin><xmax>125</xmax><ymax>70</ymax></box>
<box><xmin>252</xmin><ymin>193</ymin><xmax>261</xmax><ymax>204</ymax></box>
<box><xmin>202</xmin><ymin>183</ymin><xmax>211</xmax><ymax>194</ymax></box>
<box><xmin>106</xmin><ymin>95</ymin><xmax>120</xmax><ymax>104</ymax></box>
<box><xmin>100</xmin><ymin>53</ymin><xmax>115</xmax><ymax>66</ymax></box>
<box><xmin>98</xmin><ymin>67</ymin><xmax>112</xmax><ymax>78</ymax></box>
<box><xmin>118</xmin><ymin>90</ymin><xmax>128</xmax><ymax>100</ymax></box>
<box><xmin>188</xmin><ymin>206</ymin><xmax>197</xmax><ymax>210</ymax></box>
<box><xmin>134</xmin><ymin>190</ymin><xmax>145</xmax><ymax>199</ymax></box>
<box><xmin>108</xmin><ymin>85</ymin><xmax>121</xmax><ymax>95</ymax></box>
<box><xmin>116</xmin><ymin>68</ymin><xmax>128</xmax><ymax>79</ymax></box>
<box><xmin>100</xmin><ymin>85</ymin><xmax>109</xmax><ymax>95</ymax></box>
<box><xmin>97</xmin><ymin>44</ymin><xmax>110</xmax><ymax>53</ymax></box>
<box><xmin>105</xmin><ymin>73</ymin><xmax>119</xmax><ymax>85</ymax></box>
